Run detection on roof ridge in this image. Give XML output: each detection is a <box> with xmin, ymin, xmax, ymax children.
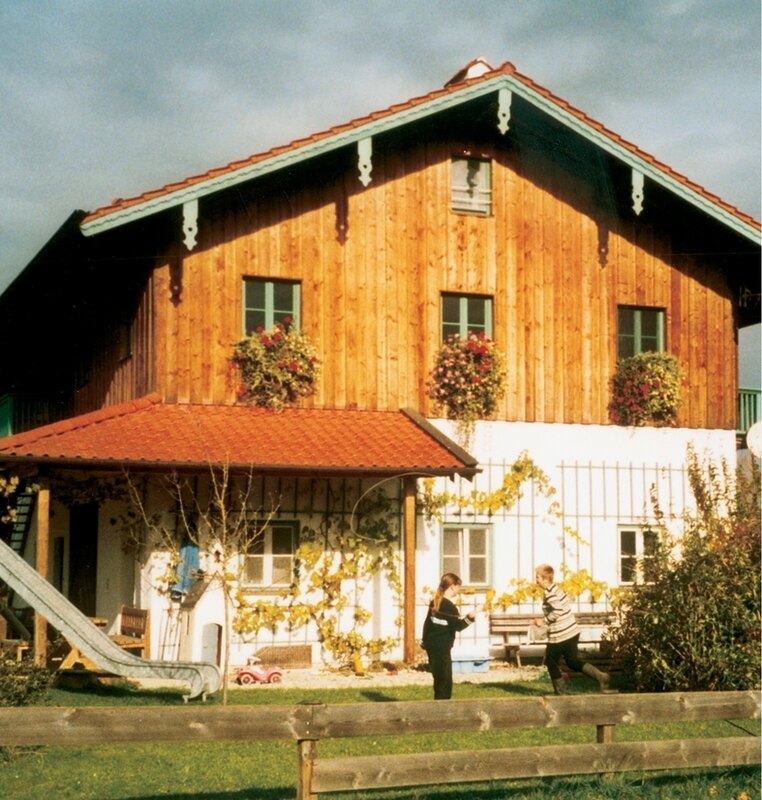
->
<box><xmin>80</xmin><ymin>61</ymin><xmax>760</xmax><ymax>233</ymax></box>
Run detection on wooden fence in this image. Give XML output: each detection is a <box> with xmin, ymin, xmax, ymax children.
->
<box><xmin>0</xmin><ymin>691</ymin><xmax>758</xmax><ymax>798</ymax></box>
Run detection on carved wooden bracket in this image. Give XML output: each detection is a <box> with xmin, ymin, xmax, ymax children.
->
<box><xmin>631</xmin><ymin>169</ymin><xmax>644</xmax><ymax>216</ymax></box>
<box><xmin>183</xmin><ymin>199</ymin><xmax>198</xmax><ymax>250</ymax></box>
<box><xmin>497</xmin><ymin>87</ymin><xmax>512</xmax><ymax>134</ymax></box>
<box><xmin>358</xmin><ymin>137</ymin><xmax>373</xmax><ymax>186</ymax></box>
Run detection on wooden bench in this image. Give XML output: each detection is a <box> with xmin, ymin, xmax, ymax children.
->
<box><xmin>109</xmin><ymin>605</ymin><xmax>150</xmax><ymax>658</ymax></box>
<box><xmin>490</xmin><ymin>611</ymin><xmax>616</xmax><ymax>668</ymax></box>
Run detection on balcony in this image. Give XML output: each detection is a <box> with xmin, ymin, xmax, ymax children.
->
<box><xmin>738</xmin><ymin>387</ymin><xmax>761</xmax><ymax>435</ymax></box>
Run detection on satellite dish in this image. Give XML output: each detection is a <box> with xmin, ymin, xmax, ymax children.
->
<box><xmin>747</xmin><ymin>421</ymin><xmax>762</xmax><ymax>458</ymax></box>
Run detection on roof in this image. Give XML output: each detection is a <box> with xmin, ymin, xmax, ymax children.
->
<box><xmin>0</xmin><ymin>395</ymin><xmax>478</xmax><ymax>478</ymax></box>
<box><xmin>80</xmin><ymin>60</ymin><xmax>760</xmax><ymax>244</ymax></box>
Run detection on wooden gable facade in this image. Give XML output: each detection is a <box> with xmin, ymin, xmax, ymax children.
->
<box><xmin>2</xmin><ymin>61</ymin><xmax>757</xmax><ymax>433</ymax></box>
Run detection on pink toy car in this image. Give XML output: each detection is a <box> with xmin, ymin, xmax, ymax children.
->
<box><xmin>236</xmin><ymin>657</ymin><xmax>283</xmax><ymax>685</ymax></box>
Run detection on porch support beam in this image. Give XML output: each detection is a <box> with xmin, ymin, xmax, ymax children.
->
<box><xmin>33</xmin><ymin>482</ymin><xmax>50</xmax><ymax>667</ymax></box>
<box><xmin>403</xmin><ymin>476</ymin><xmax>417</xmax><ymax>663</ymax></box>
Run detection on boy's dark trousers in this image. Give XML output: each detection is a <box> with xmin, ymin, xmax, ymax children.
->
<box><xmin>545</xmin><ymin>633</ymin><xmax>585</xmax><ymax>680</ymax></box>
<box><xmin>426</xmin><ymin>646</ymin><xmax>453</xmax><ymax>699</ymax></box>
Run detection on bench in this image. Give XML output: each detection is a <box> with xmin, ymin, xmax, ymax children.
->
<box><xmin>490</xmin><ymin>611</ymin><xmax>616</xmax><ymax>668</ymax></box>
<box><xmin>109</xmin><ymin>605</ymin><xmax>150</xmax><ymax>658</ymax></box>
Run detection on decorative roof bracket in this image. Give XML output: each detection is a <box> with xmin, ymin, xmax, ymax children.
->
<box><xmin>497</xmin><ymin>87</ymin><xmax>512</xmax><ymax>134</ymax></box>
<box><xmin>631</xmin><ymin>169</ymin><xmax>644</xmax><ymax>216</ymax></box>
<box><xmin>358</xmin><ymin>137</ymin><xmax>373</xmax><ymax>186</ymax></box>
<box><xmin>182</xmin><ymin>199</ymin><xmax>198</xmax><ymax>250</ymax></box>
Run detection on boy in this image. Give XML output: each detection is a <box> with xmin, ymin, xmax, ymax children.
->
<box><xmin>534</xmin><ymin>564</ymin><xmax>611</xmax><ymax>695</ymax></box>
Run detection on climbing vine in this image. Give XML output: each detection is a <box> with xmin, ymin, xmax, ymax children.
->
<box><xmin>234</xmin><ymin>488</ymin><xmax>402</xmax><ymax>669</ymax></box>
<box><xmin>420</xmin><ymin>451</ymin><xmax>610</xmax><ymax>612</ymax></box>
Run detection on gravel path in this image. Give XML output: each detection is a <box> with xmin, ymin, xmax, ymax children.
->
<box><xmin>230</xmin><ymin>663</ymin><xmax>545</xmax><ymax>690</ymax></box>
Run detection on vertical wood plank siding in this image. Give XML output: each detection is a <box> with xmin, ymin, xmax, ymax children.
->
<box><xmin>114</xmin><ymin>139</ymin><xmax>736</xmax><ymax>429</ymax></box>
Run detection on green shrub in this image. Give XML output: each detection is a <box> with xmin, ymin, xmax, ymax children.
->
<box><xmin>0</xmin><ymin>654</ymin><xmax>52</xmax><ymax>707</ymax></box>
<box><xmin>610</xmin><ymin>448</ymin><xmax>760</xmax><ymax>691</ymax></box>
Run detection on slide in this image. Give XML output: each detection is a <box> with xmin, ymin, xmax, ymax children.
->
<box><xmin>0</xmin><ymin>538</ymin><xmax>221</xmax><ymax>700</ymax></box>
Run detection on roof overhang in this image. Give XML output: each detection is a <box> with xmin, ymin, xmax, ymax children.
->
<box><xmin>80</xmin><ymin>64</ymin><xmax>761</xmax><ymax>245</ymax></box>
<box><xmin>0</xmin><ymin>396</ymin><xmax>480</xmax><ymax>481</ymax></box>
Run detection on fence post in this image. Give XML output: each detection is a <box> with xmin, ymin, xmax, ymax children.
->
<box><xmin>297</xmin><ymin>738</ymin><xmax>318</xmax><ymax>800</ymax></box>
<box><xmin>597</xmin><ymin>723</ymin><xmax>616</xmax><ymax>743</ymax></box>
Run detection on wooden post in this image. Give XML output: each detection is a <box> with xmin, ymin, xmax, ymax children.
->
<box><xmin>403</xmin><ymin>476</ymin><xmax>417</xmax><ymax>664</ymax></box>
<box><xmin>296</xmin><ymin>738</ymin><xmax>317</xmax><ymax>800</ymax></box>
<box><xmin>597</xmin><ymin>723</ymin><xmax>616</xmax><ymax>743</ymax></box>
<box><xmin>33</xmin><ymin>482</ymin><xmax>50</xmax><ymax>667</ymax></box>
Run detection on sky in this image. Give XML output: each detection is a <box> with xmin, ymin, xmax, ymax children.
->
<box><xmin>1</xmin><ymin>0</ymin><xmax>760</xmax><ymax>304</ymax></box>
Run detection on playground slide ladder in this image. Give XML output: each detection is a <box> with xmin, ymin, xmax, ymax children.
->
<box><xmin>0</xmin><ymin>538</ymin><xmax>220</xmax><ymax>700</ymax></box>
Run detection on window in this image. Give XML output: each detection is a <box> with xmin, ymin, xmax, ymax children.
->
<box><xmin>243</xmin><ymin>279</ymin><xmax>300</xmax><ymax>335</ymax></box>
<box><xmin>441</xmin><ymin>294</ymin><xmax>493</xmax><ymax>340</ymax></box>
<box><xmin>617</xmin><ymin>307</ymin><xmax>665</xmax><ymax>359</ymax></box>
<box><xmin>442</xmin><ymin>525</ymin><xmax>490</xmax><ymax>586</ymax></box>
<box><xmin>451</xmin><ymin>157</ymin><xmax>491</xmax><ymax>215</ymax></box>
<box><xmin>244</xmin><ymin>522</ymin><xmax>297</xmax><ymax>587</ymax></box>
<box><xmin>619</xmin><ymin>526</ymin><xmax>658</xmax><ymax>584</ymax></box>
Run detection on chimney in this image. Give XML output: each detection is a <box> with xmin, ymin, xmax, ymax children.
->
<box><xmin>444</xmin><ymin>57</ymin><xmax>494</xmax><ymax>87</ymax></box>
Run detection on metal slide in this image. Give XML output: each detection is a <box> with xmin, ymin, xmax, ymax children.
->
<box><xmin>0</xmin><ymin>538</ymin><xmax>221</xmax><ymax>700</ymax></box>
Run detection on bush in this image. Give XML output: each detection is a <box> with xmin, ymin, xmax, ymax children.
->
<box><xmin>0</xmin><ymin>654</ymin><xmax>52</xmax><ymax>707</ymax></box>
<box><xmin>609</xmin><ymin>351</ymin><xmax>682</xmax><ymax>426</ymax></box>
<box><xmin>609</xmin><ymin>448</ymin><xmax>760</xmax><ymax>691</ymax></box>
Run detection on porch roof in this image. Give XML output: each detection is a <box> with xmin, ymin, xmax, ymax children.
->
<box><xmin>0</xmin><ymin>395</ymin><xmax>478</xmax><ymax>478</ymax></box>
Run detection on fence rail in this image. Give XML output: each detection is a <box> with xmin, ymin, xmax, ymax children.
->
<box><xmin>0</xmin><ymin>691</ymin><xmax>758</xmax><ymax>798</ymax></box>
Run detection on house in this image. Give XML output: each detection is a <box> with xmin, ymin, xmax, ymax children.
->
<box><xmin>0</xmin><ymin>58</ymin><xmax>759</xmax><ymax>670</ymax></box>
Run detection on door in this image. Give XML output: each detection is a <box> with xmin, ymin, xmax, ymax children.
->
<box><xmin>68</xmin><ymin>503</ymin><xmax>98</xmax><ymax>617</ymax></box>
<box><xmin>201</xmin><ymin>623</ymin><xmax>222</xmax><ymax>666</ymax></box>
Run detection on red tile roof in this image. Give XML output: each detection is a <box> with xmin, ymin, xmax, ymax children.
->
<box><xmin>0</xmin><ymin>395</ymin><xmax>477</xmax><ymax>478</ymax></box>
<box><xmin>81</xmin><ymin>60</ymin><xmax>760</xmax><ymax>234</ymax></box>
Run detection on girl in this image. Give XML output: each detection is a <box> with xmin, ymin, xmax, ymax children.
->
<box><xmin>421</xmin><ymin>573</ymin><xmax>475</xmax><ymax>699</ymax></box>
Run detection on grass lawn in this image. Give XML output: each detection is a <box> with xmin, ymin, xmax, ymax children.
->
<box><xmin>0</xmin><ymin>673</ymin><xmax>759</xmax><ymax>800</ymax></box>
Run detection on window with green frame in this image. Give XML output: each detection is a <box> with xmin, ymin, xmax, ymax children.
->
<box><xmin>243</xmin><ymin>521</ymin><xmax>298</xmax><ymax>588</ymax></box>
<box><xmin>442</xmin><ymin>525</ymin><xmax>490</xmax><ymax>586</ymax></box>
<box><xmin>243</xmin><ymin>279</ymin><xmax>300</xmax><ymax>335</ymax></box>
<box><xmin>617</xmin><ymin>306</ymin><xmax>664</xmax><ymax>359</ymax></box>
<box><xmin>441</xmin><ymin>293</ymin><xmax>493</xmax><ymax>340</ymax></box>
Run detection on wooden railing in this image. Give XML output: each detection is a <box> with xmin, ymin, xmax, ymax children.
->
<box><xmin>0</xmin><ymin>692</ymin><xmax>758</xmax><ymax>798</ymax></box>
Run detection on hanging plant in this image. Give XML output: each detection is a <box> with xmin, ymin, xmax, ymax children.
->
<box><xmin>231</xmin><ymin>317</ymin><xmax>320</xmax><ymax>412</ymax></box>
<box><xmin>427</xmin><ymin>332</ymin><xmax>506</xmax><ymax>440</ymax></box>
<box><xmin>608</xmin><ymin>351</ymin><xmax>682</xmax><ymax>426</ymax></box>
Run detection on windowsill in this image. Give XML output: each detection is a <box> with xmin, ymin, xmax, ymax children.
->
<box><xmin>450</xmin><ymin>209</ymin><xmax>492</xmax><ymax>217</ymax></box>
<box><xmin>240</xmin><ymin>585</ymin><xmax>291</xmax><ymax>595</ymax></box>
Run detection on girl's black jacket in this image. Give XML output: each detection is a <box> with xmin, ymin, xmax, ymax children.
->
<box><xmin>421</xmin><ymin>597</ymin><xmax>470</xmax><ymax>650</ymax></box>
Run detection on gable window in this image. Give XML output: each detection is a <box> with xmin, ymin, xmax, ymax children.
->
<box><xmin>619</xmin><ymin>525</ymin><xmax>658</xmax><ymax>584</ymax></box>
<box><xmin>244</xmin><ymin>522</ymin><xmax>297</xmax><ymax>588</ymax></box>
<box><xmin>617</xmin><ymin>306</ymin><xmax>664</xmax><ymax>359</ymax></box>
<box><xmin>442</xmin><ymin>525</ymin><xmax>490</xmax><ymax>586</ymax></box>
<box><xmin>441</xmin><ymin>293</ymin><xmax>493</xmax><ymax>340</ymax></box>
<box><xmin>243</xmin><ymin>279</ymin><xmax>300</xmax><ymax>335</ymax></box>
<box><xmin>451</xmin><ymin>157</ymin><xmax>491</xmax><ymax>215</ymax></box>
